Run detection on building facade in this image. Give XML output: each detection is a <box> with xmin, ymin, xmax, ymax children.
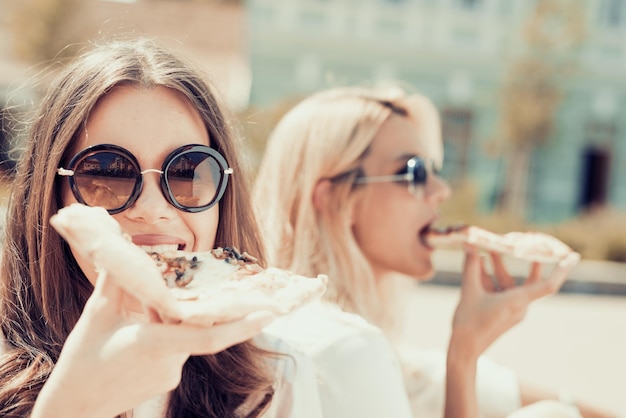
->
<box><xmin>246</xmin><ymin>0</ymin><xmax>626</xmax><ymax>223</ymax></box>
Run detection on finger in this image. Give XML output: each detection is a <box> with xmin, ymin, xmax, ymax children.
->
<box><xmin>148</xmin><ymin>311</ymin><xmax>276</xmax><ymax>355</ymax></box>
<box><xmin>461</xmin><ymin>244</ymin><xmax>483</xmax><ymax>295</ymax></box>
<box><xmin>176</xmin><ymin>294</ymin><xmax>284</xmax><ymax>327</ymax></box>
<box><xmin>525</xmin><ymin>252</ymin><xmax>580</xmax><ymax>300</ymax></box>
<box><xmin>480</xmin><ymin>257</ymin><xmax>497</xmax><ymax>292</ymax></box>
<box><xmin>80</xmin><ymin>273</ymin><xmax>127</xmax><ymax>332</ymax></box>
<box><xmin>144</xmin><ymin>304</ymin><xmax>164</xmax><ymax>323</ymax></box>
<box><xmin>87</xmin><ymin>270</ymin><xmax>124</xmax><ymax>312</ymax></box>
<box><xmin>489</xmin><ymin>252</ymin><xmax>516</xmax><ymax>290</ymax></box>
<box><xmin>524</xmin><ymin>262</ymin><xmax>542</xmax><ymax>286</ymax></box>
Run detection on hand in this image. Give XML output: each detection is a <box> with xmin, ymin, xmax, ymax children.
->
<box><xmin>450</xmin><ymin>246</ymin><xmax>580</xmax><ymax>359</ymax></box>
<box><xmin>31</xmin><ymin>272</ymin><xmax>274</xmax><ymax>418</ymax></box>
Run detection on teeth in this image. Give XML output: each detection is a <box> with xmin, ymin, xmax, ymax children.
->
<box><xmin>138</xmin><ymin>244</ymin><xmax>181</xmax><ymax>253</ymax></box>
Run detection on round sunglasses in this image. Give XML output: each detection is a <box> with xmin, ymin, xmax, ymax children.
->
<box><xmin>57</xmin><ymin>144</ymin><xmax>233</xmax><ymax>214</ymax></box>
<box><xmin>355</xmin><ymin>156</ymin><xmax>429</xmax><ymax>195</ymax></box>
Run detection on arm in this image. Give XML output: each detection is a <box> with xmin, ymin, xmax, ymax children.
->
<box><xmin>31</xmin><ymin>273</ymin><xmax>273</xmax><ymax>418</ymax></box>
<box><xmin>31</xmin><ymin>205</ymin><xmax>274</xmax><ymax>418</ymax></box>
<box><xmin>444</xmin><ymin>246</ymin><xmax>580</xmax><ymax>418</ymax></box>
<box><xmin>520</xmin><ymin>383</ymin><xmax>619</xmax><ymax>418</ymax></box>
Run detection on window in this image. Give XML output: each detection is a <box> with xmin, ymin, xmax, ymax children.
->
<box><xmin>440</xmin><ymin>108</ymin><xmax>473</xmax><ymax>183</ymax></box>
<box><xmin>452</xmin><ymin>0</ymin><xmax>483</xmax><ymax>11</ymax></box>
<box><xmin>579</xmin><ymin>146</ymin><xmax>611</xmax><ymax>210</ymax></box>
<box><xmin>578</xmin><ymin>121</ymin><xmax>616</xmax><ymax>210</ymax></box>
<box><xmin>597</xmin><ymin>0</ymin><xmax>626</xmax><ymax>28</ymax></box>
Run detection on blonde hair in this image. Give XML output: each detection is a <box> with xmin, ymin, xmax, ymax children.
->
<box><xmin>254</xmin><ymin>86</ymin><xmax>440</xmax><ymax>332</ymax></box>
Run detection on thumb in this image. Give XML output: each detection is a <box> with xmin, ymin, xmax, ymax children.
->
<box><xmin>461</xmin><ymin>244</ymin><xmax>483</xmax><ymax>295</ymax></box>
<box><xmin>81</xmin><ymin>269</ymin><xmax>125</xmax><ymax>322</ymax></box>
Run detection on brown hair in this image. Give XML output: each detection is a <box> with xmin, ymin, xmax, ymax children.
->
<box><xmin>0</xmin><ymin>38</ymin><xmax>273</xmax><ymax>418</ymax></box>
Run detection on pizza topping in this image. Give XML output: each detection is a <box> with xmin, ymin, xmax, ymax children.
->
<box><xmin>149</xmin><ymin>251</ymin><xmax>200</xmax><ymax>288</ymax></box>
<box><xmin>147</xmin><ymin>246</ymin><xmax>266</xmax><ymax>288</ymax></box>
<box><xmin>212</xmin><ymin>246</ymin><xmax>260</xmax><ymax>266</ymax></box>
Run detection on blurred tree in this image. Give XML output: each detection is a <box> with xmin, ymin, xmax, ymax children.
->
<box><xmin>236</xmin><ymin>96</ymin><xmax>305</xmax><ymax>173</ymax></box>
<box><xmin>496</xmin><ymin>0</ymin><xmax>586</xmax><ymax>219</ymax></box>
<box><xmin>8</xmin><ymin>0</ymin><xmax>87</xmax><ymax>64</ymax></box>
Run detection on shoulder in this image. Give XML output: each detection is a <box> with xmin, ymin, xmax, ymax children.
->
<box><xmin>256</xmin><ymin>333</ymin><xmax>325</xmax><ymax>418</ymax></box>
<box><xmin>265</xmin><ymin>303</ymin><xmax>413</xmax><ymax>417</ymax></box>
<box><xmin>265</xmin><ymin>300</ymin><xmax>387</xmax><ymax>357</ymax></box>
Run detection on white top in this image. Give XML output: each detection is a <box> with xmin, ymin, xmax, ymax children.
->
<box><xmin>397</xmin><ymin>344</ymin><xmax>521</xmax><ymax>418</ymax></box>
<box><xmin>265</xmin><ymin>300</ymin><xmax>414</xmax><ymax>418</ymax></box>
<box><xmin>134</xmin><ymin>332</ymin><xmax>324</xmax><ymax>418</ymax></box>
<box><xmin>267</xmin><ymin>300</ymin><xmax>522</xmax><ymax>418</ymax></box>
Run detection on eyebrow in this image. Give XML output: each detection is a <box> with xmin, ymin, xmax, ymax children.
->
<box><xmin>392</xmin><ymin>153</ymin><xmax>421</xmax><ymax>164</ymax></box>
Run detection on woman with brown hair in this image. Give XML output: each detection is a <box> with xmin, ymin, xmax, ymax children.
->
<box><xmin>0</xmin><ymin>38</ymin><xmax>321</xmax><ymax>418</ymax></box>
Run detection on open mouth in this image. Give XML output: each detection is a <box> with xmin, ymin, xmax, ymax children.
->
<box><xmin>419</xmin><ymin>223</ymin><xmax>434</xmax><ymax>249</ymax></box>
<box><xmin>138</xmin><ymin>243</ymin><xmax>185</xmax><ymax>253</ymax></box>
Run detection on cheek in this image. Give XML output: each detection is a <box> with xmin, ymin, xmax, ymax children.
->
<box><xmin>352</xmin><ymin>193</ymin><xmax>401</xmax><ymax>257</ymax></box>
<box><xmin>189</xmin><ymin>206</ymin><xmax>220</xmax><ymax>251</ymax></box>
<box><xmin>60</xmin><ymin>179</ymin><xmax>77</xmax><ymax>207</ymax></box>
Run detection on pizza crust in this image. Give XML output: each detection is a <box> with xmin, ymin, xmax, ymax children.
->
<box><xmin>50</xmin><ymin>204</ymin><xmax>327</xmax><ymax>326</ymax></box>
<box><xmin>425</xmin><ymin>224</ymin><xmax>573</xmax><ymax>263</ymax></box>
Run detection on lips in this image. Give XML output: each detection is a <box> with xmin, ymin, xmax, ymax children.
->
<box><xmin>131</xmin><ymin>234</ymin><xmax>186</xmax><ymax>253</ymax></box>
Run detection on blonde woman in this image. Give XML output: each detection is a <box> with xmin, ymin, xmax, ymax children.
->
<box><xmin>254</xmin><ymin>86</ymin><xmax>613</xmax><ymax>418</ymax></box>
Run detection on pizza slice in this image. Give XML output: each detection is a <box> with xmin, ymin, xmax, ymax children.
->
<box><xmin>50</xmin><ymin>203</ymin><xmax>327</xmax><ymax>326</ymax></box>
<box><xmin>149</xmin><ymin>247</ymin><xmax>328</xmax><ymax>325</ymax></box>
<box><xmin>424</xmin><ymin>224</ymin><xmax>573</xmax><ymax>264</ymax></box>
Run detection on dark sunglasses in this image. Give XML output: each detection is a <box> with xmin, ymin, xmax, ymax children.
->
<box><xmin>355</xmin><ymin>156</ymin><xmax>429</xmax><ymax>195</ymax></box>
<box><xmin>57</xmin><ymin>144</ymin><xmax>232</xmax><ymax>214</ymax></box>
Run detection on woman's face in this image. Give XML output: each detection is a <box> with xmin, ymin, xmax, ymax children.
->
<box><xmin>62</xmin><ymin>85</ymin><xmax>220</xmax><ymax>286</ymax></box>
<box><xmin>351</xmin><ymin>112</ymin><xmax>450</xmax><ymax>281</ymax></box>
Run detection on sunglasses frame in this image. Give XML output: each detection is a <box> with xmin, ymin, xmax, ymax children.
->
<box><xmin>58</xmin><ymin>143</ymin><xmax>233</xmax><ymax>214</ymax></box>
<box><xmin>354</xmin><ymin>156</ymin><xmax>428</xmax><ymax>195</ymax></box>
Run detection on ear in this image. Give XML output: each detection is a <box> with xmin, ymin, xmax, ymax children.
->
<box><xmin>312</xmin><ymin>179</ymin><xmax>332</xmax><ymax>213</ymax></box>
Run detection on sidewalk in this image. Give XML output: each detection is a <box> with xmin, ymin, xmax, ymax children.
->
<box><xmin>406</xmin><ymin>285</ymin><xmax>626</xmax><ymax>415</ymax></box>
<box><xmin>431</xmin><ymin>250</ymin><xmax>626</xmax><ymax>296</ymax></box>
<box><xmin>416</xmin><ymin>250</ymin><xmax>626</xmax><ymax>415</ymax></box>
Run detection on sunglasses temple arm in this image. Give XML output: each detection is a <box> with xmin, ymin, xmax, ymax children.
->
<box><xmin>355</xmin><ymin>174</ymin><xmax>412</xmax><ymax>185</ymax></box>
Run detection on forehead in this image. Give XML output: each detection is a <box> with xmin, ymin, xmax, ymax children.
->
<box><xmin>366</xmin><ymin>112</ymin><xmax>442</xmax><ymax>166</ymax></box>
<box><xmin>72</xmin><ymin>85</ymin><xmax>210</xmax><ymax>161</ymax></box>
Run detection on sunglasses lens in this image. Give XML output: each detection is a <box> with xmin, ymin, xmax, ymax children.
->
<box><xmin>165</xmin><ymin>151</ymin><xmax>222</xmax><ymax>209</ymax></box>
<box><xmin>73</xmin><ymin>152</ymin><xmax>139</xmax><ymax>211</ymax></box>
<box><xmin>411</xmin><ymin>158</ymin><xmax>428</xmax><ymax>186</ymax></box>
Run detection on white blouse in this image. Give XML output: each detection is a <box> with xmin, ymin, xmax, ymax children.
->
<box><xmin>265</xmin><ymin>300</ymin><xmax>414</xmax><ymax>418</ymax></box>
<box><xmin>266</xmin><ymin>300</ymin><xmax>528</xmax><ymax>418</ymax></box>
<box><xmin>397</xmin><ymin>344</ymin><xmax>521</xmax><ymax>418</ymax></box>
<box><xmin>134</xmin><ymin>332</ymin><xmax>324</xmax><ymax>418</ymax></box>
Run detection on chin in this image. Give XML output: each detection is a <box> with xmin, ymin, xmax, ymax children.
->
<box><xmin>410</xmin><ymin>260</ymin><xmax>436</xmax><ymax>281</ymax></box>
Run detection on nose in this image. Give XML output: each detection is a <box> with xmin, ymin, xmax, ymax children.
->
<box><xmin>123</xmin><ymin>171</ymin><xmax>177</xmax><ymax>223</ymax></box>
<box><xmin>426</xmin><ymin>173</ymin><xmax>451</xmax><ymax>204</ymax></box>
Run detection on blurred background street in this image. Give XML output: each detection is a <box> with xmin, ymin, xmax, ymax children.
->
<box><xmin>0</xmin><ymin>0</ymin><xmax>625</xmax><ymax>414</ymax></box>
<box><xmin>406</xmin><ymin>282</ymin><xmax>626</xmax><ymax>415</ymax></box>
